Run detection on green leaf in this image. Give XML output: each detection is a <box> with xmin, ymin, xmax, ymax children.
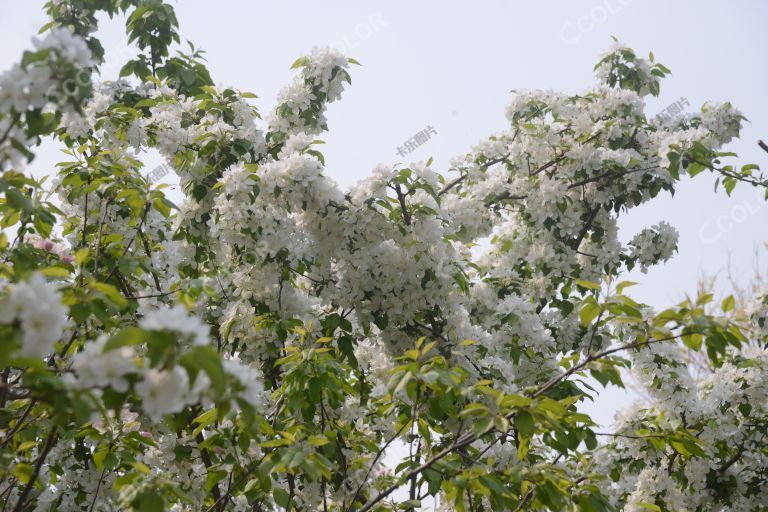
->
<box><xmin>669</xmin><ymin>440</ymin><xmax>691</xmax><ymax>457</ymax></box>
<box><xmin>91</xmin><ymin>282</ymin><xmax>128</xmax><ymax>309</ymax></box>
<box><xmin>104</xmin><ymin>327</ymin><xmax>146</xmax><ymax>352</ymax></box>
<box><xmin>616</xmin><ymin>281</ymin><xmax>639</xmax><ymax>294</ymax></box>
<box><xmin>472</xmin><ymin>416</ymin><xmax>494</xmax><ymax>437</ymax></box>
<box><xmin>5</xmin><ymin>187</ymin><xmax>33</xmax><ymax>211</ymax></box>
<box><xmin>307</xmin><ymin>435</ymin><xmax>329</xmax><ymax>447</ymax></box>
<box><xmin>192</xmin><ymin>407</ymin><xmax>218</xmax><ymax>436</ymax></box>
<box><xmin>181</xmin><ymin>346</ymin><xmax>226</xmax><ymax>394</ymax></box>
<box><xmin>15</xmin><ymin>441</ymin><xmax>37</xmax><ymax>453</ymax></box>
<box><xmin>741</xmin><ymin>163</ymin><xmax>760</xmax><ymax>174</ymax></box>
<box><xmin>574</xmin><ymin>278</ymin><xmax>601</xmax><ymax>290</ymax></box>
<box><xmin>501</xmin><ymin>394</ymin><xmax>532</xmax><ymax>408</ymax></box>
<box><xmin>290</xmin><ymin>56</ymin><xmax>309</xmax><ymax>69</ymax></box>
<box><xmin>11</xmin><ymin>463</ymin><xmax>33</xmax><ymax>484</ymax></box>
<box><xmin>134</xmin><ymin>491</ymin><xmax>164</xmax><ymax>512</ymax></box>
<box><xmin>40</xmin><ymin>266</ymin><xmax>71</xmax><ymax>278</ymax></box>
<box><xmin>273</xmin><ymin>487</ymin><xmax>290</xmax><ymax>508</ymax></box>
<box><xmin>206</xmin><ymin>470</ymin><xmax>228</xmax><ymax>493</ymax></box>
<box><xmin>515</xmin><ymin>410</ymin><xmax>535</xmax><ymax>438</ymax></box>
<box><xmin>93</xmin><ymin>446</ymin><xmax>110</xmax><ymax>470</ymax></box>
<box><xmin>460</xmin><ymin>402</ymin><xmax>488</xmax><ymax>418</ymax></box>
<box><xmin>74</xmin><ymin>248</ymin><xmax>89</xmax><ymax>266</ymax></box>
<box><xmin>129</xmin><ymin>461</ymin><xmax>152</xmax><ymax>475</ymax></box>
<box><xmin>579</xmin><ymin>302</ymin><xmax>601</xmax><ymax>326</ymax></box>
<box><xmin>681</xmin><ymin>332</ymin><xmax>702</xmax><ymax>351</ymax></box>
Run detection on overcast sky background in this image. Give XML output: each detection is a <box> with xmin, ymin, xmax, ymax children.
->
<box><xmin>2</xmin><ymin>1</ymin><xmax>767</xmax><ymax>477</ymax></box>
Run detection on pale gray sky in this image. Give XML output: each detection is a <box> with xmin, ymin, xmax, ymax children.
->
<box><xmin>2</xmin><ymin>0</ymin><xmax>767</xmax><ymax>430</ymax></box>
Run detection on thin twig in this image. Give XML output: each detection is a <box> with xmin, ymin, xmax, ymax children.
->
<box><xmin>104</xmin><ymin>201</ymin><xmax>151</xmax><ymax>283</ymax></box>
<box><xmin>393</xmin><ymin>184</ymin><xmax>412</xmax><ymax>225</ymax></box>
<box><xmin>438</xmin><ymin>154</ymin><xmax>510</xmax><ymax>196</ymax></box>
<box><xmin>344</xmin><ymin>421</ymin><xmax>410</xmax><ymax>512</ymax></box>
<box><xmin>11</xmin><ymin>425</ymin><xmax>57</xmax><ymax>512</ymax></box>
<box><xmin>0</xmin><ymin>114</ymin><xmax>19</xmax><ymax>146</ymax></box>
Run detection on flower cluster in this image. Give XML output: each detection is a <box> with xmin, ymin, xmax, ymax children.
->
<box><xmin>0</xmin><ymin>272</ymin><xmax>68</xmax><ymax>358</ymax></box>
<box><xmin>68</xmin><ymin>304</ymin><xmax>266</xmax><ymax>422</ymax></box>
<box><xmin>0</xmin><ymin>27</ymin><xmax>93</xmax><ymax>168</ymax></box>
<box><xmin>593</xmin><ymin>343</ymin><xmax>768</xmax><ymax>510</ymax></box>
<box><xmin>268</xmin><ymin>47</ymin><xmax>351</xmax><ymax>136</ymax></box>
<box><xmin>628</xmin><ymin>221</ymin><xmax>680</xmax><ymax>273</ymax></box>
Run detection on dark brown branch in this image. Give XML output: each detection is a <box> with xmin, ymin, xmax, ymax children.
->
<box><xmin>195</xmin><ymin>431</ymin><xmax>222</xmax><ymax>504</ymax></box>
<box><xmin>138</xmin><ymin>226</ymin><xmax>163</xmax><ymax>292</ymax></box>
<box><xmin>719</xmin><ymin>444</ymin><xmax>745</xmax><ymax>473</ymax></box>
<box><xmin>692</xmin><ymin>157</ymin><xmax>766</xmax><ymax>188</ymax></box>
<box><xmin>531</xmin><ymin>334</ymin><xmax>683</xmax><ymax>399</ymax></box>
<box><xmin>203</xmin><ymin>457</ymin><xmax>267</xmax><ymax>512</ymax></box>
<box><xmin>123</xmin><ymin>290</ymin><xmax>176</xmax><ymax>300</ymax></box>
<box><xmin>0</xmin><ymin>401</ymin><xmax>35</xmax><ymax>450</ymax></box>
<box><xmin>92</xmin><ymin>197</ymin><xmax>114</xmax><ymax>276</ymax></box>
<box><xmin>484</xmin><ymin>191</ymin><xmax>527</xmax><ymax>206</ymax></box>
<box><xmin>105</xmin><ymin>201</ymin><xmax>151</xmax><ymax>283</ymax></box>
<box><xmin>593</xmin><ymin>432</ymin><xmax>667</xmax><ymax>439</ymax></box>
<box><xmin>393</xmin><ymin>184</ymin><xmax>412</xmax><ymax>226</ymax></box>
<box><xmin>11</xmin><ymin>425</ymin><xmax>57</xmax><ymax>512</ymax></box>
<box><xmin>344</xmin><ymin>420</ymin><xmax>410</xmax><ymax>512</ymax></box>
<box><xmin>530</xmin><ymin>133</ymin><xmax>600</xmax><ymax>177</ymax></box>
<box><xmin>87</xmin><ymin>466</ymin><xmax>108</xmax><ymax>512</ymax></box>
<box><xmin>0</xmin><ymin>114</ymin><xmax>20</xmax><ymax>147</ymax></box>
<box><xmin>571</xmin><ymin>206</ymin><xmax>601</xmax><ymax>251</ymax></box>
<box><xmin>567</xmin><ymin>165</ymin><xmax>659</xmax><ymax>190</ymax></box>
<box><xmin>438</xmin><ymin>154</ymin><xmax>510</xmax><ymax>196</ymax></box>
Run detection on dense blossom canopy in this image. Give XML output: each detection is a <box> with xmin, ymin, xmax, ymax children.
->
<box><xmin>0</xmin><ymin>2</ymin><xmax>767</xmax><ymax>511</ymax></box>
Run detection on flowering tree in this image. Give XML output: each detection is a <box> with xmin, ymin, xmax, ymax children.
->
<box><xmin>1</xmin><ymin>2</ymin><xmax>767</xmax><ymax>511</ymax></box>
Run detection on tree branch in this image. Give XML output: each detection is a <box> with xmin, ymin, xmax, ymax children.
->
<box><xmin>438</xmin><ymin>154</ymin><xmax>510</xmax><ymax>197</ymax></box>
<box><xmin>11</xmin><ymin>425</ymin><xmax>57</xmax><ymax>512</ymax></box>
<box><xmin>393</xmin><ymin>184</ymin><xmax>412</xmax><ymax>226</ymax></box>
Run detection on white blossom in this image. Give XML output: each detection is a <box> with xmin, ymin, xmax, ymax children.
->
<box><xmin>0</xmin><ymin>273</ymin><xmax>68</xmax><ymax>358</ymax></box>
